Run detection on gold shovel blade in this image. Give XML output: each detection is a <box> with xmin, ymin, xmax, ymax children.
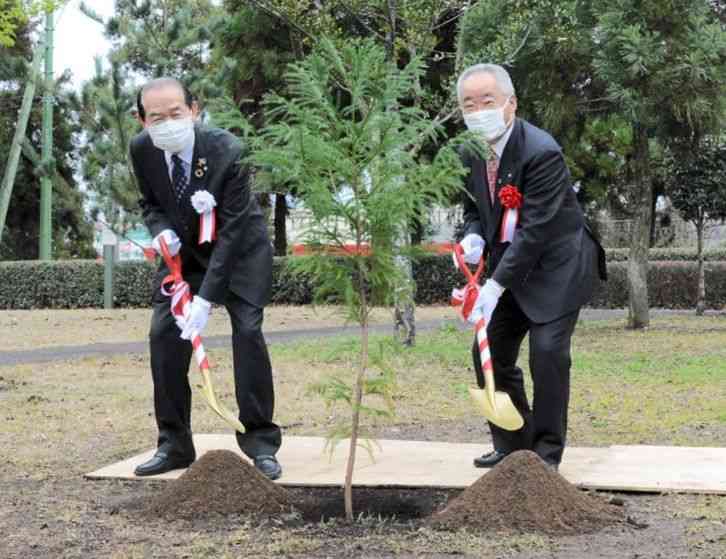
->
<box><xmin>197</xmin><ymin>369</ymin><xmax>246</xmax><ymax>433</ymax></box>
<box><xmin>468</xmin><ymin>386</ymin><xmax>524</xmax><ymax>431</ymax></box>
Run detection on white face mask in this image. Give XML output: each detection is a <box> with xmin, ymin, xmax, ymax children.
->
<box><xmin>148</xmin><ymin>117</ymin><xmax>195</xmax><ymax>153</ymax></box>
<box><xmin>463</xmin><ymin>96</ymin><xmax>512</xmax><ymax>143</ymax></box>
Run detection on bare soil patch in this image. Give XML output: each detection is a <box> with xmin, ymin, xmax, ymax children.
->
<box><xmin>430</xmin><ymin>450</ymin><xmax>624</xmax><ymax>535</ymax></box>
<box><xmin>137</xmin><ymin>450</ymin><xmax>292</xmax><ymax>519</ymax></box>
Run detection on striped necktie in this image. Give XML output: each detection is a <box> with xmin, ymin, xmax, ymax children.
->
<box><xmin>171</xmin><ymin>154</ymin><xmax>189</xmax><ymax>208</ymax></box>
<box><xmin>486</xmin><ymin>155</ymin><xmax>499</xmax><ymax>204</ymax></box>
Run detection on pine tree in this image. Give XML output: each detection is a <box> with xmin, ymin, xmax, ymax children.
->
<box><xmin>219</xmin><ymin>0</ymin><xmax>469</xmax><ymax>343</ymax></box>
<box><xmin>72</xmin><ymin>58</ymin><xmax>140</xmax><ymax>235</ymax></box>
<box><xmin>590</xmin><ymin>0</ymin><xmax>726</xmax><ymax>328</ymax></box>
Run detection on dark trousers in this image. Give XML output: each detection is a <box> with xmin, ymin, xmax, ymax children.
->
<box><xmin>149</xmin><ymin>286</ymin><xmax>281</xmax><ymax>460</ymax></box>
<box><xmin>471</xmin><ymin>291</ymin><xmax>580</xmax><ymax>465</ymax></box>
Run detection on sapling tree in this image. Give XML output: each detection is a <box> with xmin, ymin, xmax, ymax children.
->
<box><xmin>252</xmin><ymin>37</ymin><xmax>470</xmax><ymax>520</ymax></box>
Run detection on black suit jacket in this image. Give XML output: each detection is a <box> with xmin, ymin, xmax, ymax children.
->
<box><xmin>462</xmin><ymin>118</ymin><xmax>606</xmax><ymax>324</ymax></box>
<box><xmin>131</xmin><ymin>124</ymin><xmax>272</xmax><ymax>307</ymax></box>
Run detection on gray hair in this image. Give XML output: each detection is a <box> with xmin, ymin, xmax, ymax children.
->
<box><xmin>456</xmin><ymin>64</ymin><xmax>515</xmax><ymax>105</ymax></box>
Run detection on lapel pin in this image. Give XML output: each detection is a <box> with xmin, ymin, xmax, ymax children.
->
<box><xmin>195</xmin><ymin>158</ymin><xmax>208</xmax><ymax>179</ymax></box>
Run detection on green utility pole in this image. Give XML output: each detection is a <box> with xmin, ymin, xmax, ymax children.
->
<box><xmin>39</xmin><ymin>8</ymin><xmax>55</xmax><ymax>260</ymax></box>
<box><xmin>0</xmin><ymin>42</ymin><xmax>44</xmax><ymax>245</ymax></box>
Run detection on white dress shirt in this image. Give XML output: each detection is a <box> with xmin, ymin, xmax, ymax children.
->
<box><xmin>489</xmin><ymin>118</ymin><xmax>515</xmax><ymax>160</ymax></box>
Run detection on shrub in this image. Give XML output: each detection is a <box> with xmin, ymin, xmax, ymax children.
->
<box><xmin>2</xmin><ymin>256</ymin><xmax>725</xmax><ymax>310</ymax></box>
<box><xmin>576</xmin><ymin>262</ymin><xmax>726</xmax><ymax>309</ymax></box>
<box><xmin>605</xmin><ymin>248</ymin><xmax>726</xmax><ymax>262</ymax></box>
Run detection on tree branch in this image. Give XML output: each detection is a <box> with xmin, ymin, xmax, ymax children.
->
<box><xmin>407</xmin><ymin>107</ymin><xmax>458</xmax><ymax>158</ymax></box>
<box><xmin>431</xmin><ymin>7</ymin><xmax>466</xmax><ymax>32</ymax></box>
<box><xmin>338</xmin><ymin>2</ymin><xmax>386</xmax><ymax>43</ymax></box>
<box><xmin>503</xmin><ymin>25</ymin><xmax>531</xmax><ymax>66</ymax></box>
<box><xmin>385</xmin><ymin>0</ymin><xmax>397</xmax><ymax>61</ymax></box>
<box><xmin>244</xmin><ymin>0</ymin><xmax>316</xmax><ymax>41</ymax></box>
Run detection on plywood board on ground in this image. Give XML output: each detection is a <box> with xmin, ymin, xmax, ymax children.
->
<box><xmin>85</xmin><ymin>435</ymin><xmax>726</xmax><ymax>494</ymax></box>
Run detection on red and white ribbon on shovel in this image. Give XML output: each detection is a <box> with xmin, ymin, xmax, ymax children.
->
<box><xmin>451</xmin><ymin>243</ymin><xmax>524</xmax><ymax>431</ymax></box>
<box><xmin>157</xmin><ymin>237</ymin><xmax>245</xmax><ymax>433</ymax></box>
<box><xmin>451</xmin><ymin>244</ymin><xmax>491</xmax><ymax>368</ymax></box>
<box><xmin>191</xmin><ymin>190</ymin><xmax>217</xmax><ymax>245</ymax></box>
<box><xmin>450</xmin><ymin>244</ymin><xmax>484</xmax><ymax>323</ymax></box>
<box><xmin>450</xmin><ymin>247</ymin><xmax>493</xmax><ymax>372</ymax></box>
<box><xmin>159</xmin><ymin>258</ymin><xmax>210</xmax><ymax>372</ymax></box>
<box><xmin>498</xmin><ymin>185</ymin><xmax>523</xmax><ymax>243</ymax></box>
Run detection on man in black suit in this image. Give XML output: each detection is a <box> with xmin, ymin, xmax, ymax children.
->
<box><xmin>456</xmin><ymin>64</ymin><xmax>606</xmax><ymax>470</ymax></box>
<box><xmin>130</xmin><ymin>77</ymin><xmax>282</xmax><ymax>479</ymax></box>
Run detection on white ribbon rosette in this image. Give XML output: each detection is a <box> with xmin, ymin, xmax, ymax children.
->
<box><xmin>191</xmin><ymin>190</ymin><xmax>217</xmax><ymax>244</ymax></box>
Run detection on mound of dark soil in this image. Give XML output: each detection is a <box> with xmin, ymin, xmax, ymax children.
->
<box><xmin>430</xmin><ymin>450</ymin><xmax>624</xmax><ymax>535</ymax></box>
<box><xmin>140</xmin><ymin>450</ymin><xmax>292</xmax><ymax>519</ymax></box>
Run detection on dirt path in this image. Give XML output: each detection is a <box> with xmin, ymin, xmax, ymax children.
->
<box><xmin>2</xmin><ymin>307</ymin><xmax>719</xmax><ymax>366</ymax></box>
<box><xmin>1</xmin><ymin>305</ymin><xmax>457</xmax><ymax>352</ymax></box>
<box><xmin>0</xmin><ymin>318</ymin><xmax>461</xmax><ymax>366</ymax></box>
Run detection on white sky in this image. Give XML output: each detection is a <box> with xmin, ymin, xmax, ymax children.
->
<box><xmin>54</xmin><ymin>0</ymin><xmax>116</xmax><ymax>89</ymax></box>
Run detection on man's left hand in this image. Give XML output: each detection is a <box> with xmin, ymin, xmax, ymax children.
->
<box><xmin>468</xmin><ymin>279</ymin><xmax>505</xmax><ymax>325</ymax></box>
<box><xmin>180</xmin><ymin>296</ymin><xmax>212</xmax><ymax>340</ymax></box>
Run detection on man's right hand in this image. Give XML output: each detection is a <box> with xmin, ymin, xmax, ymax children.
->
<box><xmin>460</xmin><ymin>233</ymin><xmax>485</xmax><ymax>264</ymax></box>
<box><xmin>152</xmin><ymin>229</ymin><xmax>181</xmax><ymax>256</ymax></box>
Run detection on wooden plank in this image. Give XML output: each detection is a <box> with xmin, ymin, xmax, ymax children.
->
<box><xmin>84</xmin><ymin>435</ymin><xmax>726</xmax><ymax>494</ymax></box>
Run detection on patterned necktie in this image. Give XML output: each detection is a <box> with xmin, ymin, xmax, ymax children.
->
<box><xmin>171</xmin><ymin>154</ymin><xmax>188</xmax><ymax>207</ymax></box>
<box><xmin>486</xmin><ymin>155</ymin><xmax>499</xmax><ymax>204</ymax></box>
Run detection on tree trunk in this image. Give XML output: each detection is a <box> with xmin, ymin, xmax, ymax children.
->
<box><xmin>696</xmin><ymin>218</ymin><xmax>705</xmax><ymax>316</ymax></box>
<box><xmin>344</xmin><ymin>259</ymin><xmax>369</xmax><ymax>522</ymax></box>
<box><xmin>0</xmin><ymin>43</ymin><xmax>44</xmax><ymax>245</ymax></box>
<box><xmin>627</xmin><ymin>125</ymin><xmax>653</xmax><ymax>329</ymax></box>
<box><xmin>393</xmin><ymin>252</ymin><xmax>415</xmax><ymax>347</ymax></box>
<box><xmin>393</xmin><ymin>300</ymin><xmax>415</xmax><ymax>346</ymax></box>
<box><xmin>274</xmin><ymin>192</ymin><xmax>288</xmax><ymax>256</ymax></box>
<box><xmin>649</xmin><ymin>183</ymin><xmax>658</xmax><ymax>247</ymax></box>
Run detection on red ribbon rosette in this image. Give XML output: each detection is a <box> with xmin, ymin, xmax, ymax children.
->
<box><xmin>498</xmin><ymin>184</ymin><xmax>522</xmax><ymax>209</ymax></box>
<box><xmin>498</xmin><ymin>184</ymin><xmax>521</xmax><ymax>243</ymax></box>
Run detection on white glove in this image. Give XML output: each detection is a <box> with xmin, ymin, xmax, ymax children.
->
<box><xmin>460</xmin><ymin>233</ymin><xmax>485</xmax><ymax>265</ymax></box>
<box><xmin>468</xmin><ymin>279</ymin><xmax>505</xmax><ymax>325</ymax></box>
<box><xmin>174</xmin><ymin>315</ymin><xmax>187</xmax><ymax>333</ymax></box>
<box><xmin>152</xmin><ymin>229</ymin><xmax>181</xmax><ymax>256</ymax></box>
<box><xmin>180</xmin><ymin>296</ymin><xmax>212</xmax><ymax>340</ymax></box>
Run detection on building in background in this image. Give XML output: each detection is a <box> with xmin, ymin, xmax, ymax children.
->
<box><xmin>93</xmin><ymin>222</ymin><xmax>153</xmax><ymax>261</ymax></box>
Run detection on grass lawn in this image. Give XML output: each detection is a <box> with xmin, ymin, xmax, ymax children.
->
<box><xmin>1</xmin><ymin>313</ymin><xmax>725</xmax><ymax>558</ymax></box>
<box><xmin>270</xmin><ymin>315</ymin><xmax>726</xmax><ymax>447</ymax></box>
<box><xmin>3</xmin><ymin>315</ymin><xmax>726</xmax><ymax>477</ymax></box>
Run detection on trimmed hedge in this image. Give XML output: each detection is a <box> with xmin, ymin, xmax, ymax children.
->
<box><xmin>1</xmin><ymin>256</ymin><xmax>725</xmax><ymax>310</ymax></box>
<box><xmin>0</xmin><ymin>260</ymin><xmax>103</xmax><ymax>309</ymax></box>
<box><xmin>605</xmin><ymin>248</ymin><xmax>726</xmax><ymax>262</ymax></box>
<box><xmin>0</xmin><ymin>260</ymin><xmax>155</xmax><ymax>309</ymax></box>
<box><xmin>412</xmin><ymin>256</ymin><xmax>726</xmax><ymax>309</ymax></box>
<box><xmin>588</xmin><ymin>261</ymin><xmax>726</xmax><ymax>309</ymax></box>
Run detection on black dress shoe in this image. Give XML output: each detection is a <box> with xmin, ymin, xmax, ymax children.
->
<box><xmin>134</xmin><ymin>452</ymin><xmax>194</xmax><ymax>476</ymax></box>
<box><xmin>473</xmin><ymin>449</ymin><xmax>508</xmax><ymax>468</ymax></box>
<box><xmin>253</xmin><ymin>455</ymin><xmax>282</xmax><ymax>480</ymax></box>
